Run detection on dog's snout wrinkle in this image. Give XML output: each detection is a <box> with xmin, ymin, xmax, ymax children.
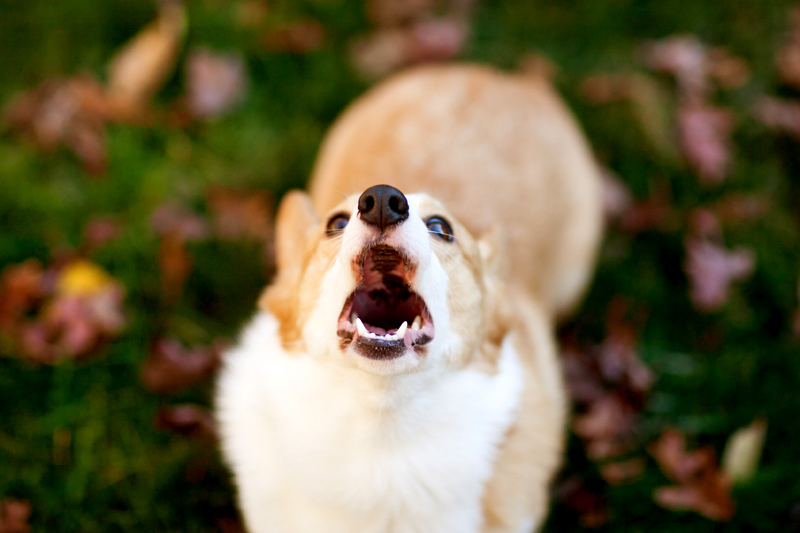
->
<box><xmin>358</xmin><ymin>184</ymin><xmax>409</xmax><ymax>231</ymax></box>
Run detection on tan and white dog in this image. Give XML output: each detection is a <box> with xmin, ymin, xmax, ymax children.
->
<box><xmin>216</xmin><ymin>64</ymin><xmax>603</xmax><ymax>533</ymax></box>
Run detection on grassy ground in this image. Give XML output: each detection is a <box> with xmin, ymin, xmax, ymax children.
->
<box><xmin>1</xmin><ymin>0</ymin><xmax>799</xmax><ymax>531</ymax></box>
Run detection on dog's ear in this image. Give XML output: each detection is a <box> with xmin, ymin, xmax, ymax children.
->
<box><xmin>274</xmin><ymin>190</ymin><xmax>319</xmax><ymax>272</ymax></box>
<box><xmin>258</xmin><ymin>191</ymin><xmax>319</xmax><ymax>348</ymax></box>
<box><xmin>477</xmin><ymin>226</ymin><xmax>513</xmax><ymax>369</ymax></box>
<box><xmin>477</xmin><ymin>225</ymin><xmax>510</xmax><ymax>281</ymax></box>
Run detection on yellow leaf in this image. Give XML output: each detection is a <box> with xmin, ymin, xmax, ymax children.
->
<box><xmin>721</xmin><ymin>418</ymin><xmax>767</xmax><ymax>485</ymax></box>
<box><xmin>56</xmin><ymin>260</ymin><xmax>114</xmax><ymax>296</ymax></box>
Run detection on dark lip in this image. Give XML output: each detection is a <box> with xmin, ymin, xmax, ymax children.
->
<box><xmin>353</xmin><ymin>337</ymin><xmax>407</xmax><ymax>360</ymax></box>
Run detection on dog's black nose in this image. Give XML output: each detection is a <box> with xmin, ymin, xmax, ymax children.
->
<box><xmin>358</xmin><ymin>185</ymin><xmax>409</xmax><ymax>231</ymax></box>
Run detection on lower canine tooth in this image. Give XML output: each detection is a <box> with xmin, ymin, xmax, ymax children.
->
<box><xmin>356</xmin><ymin>318</ymin><xmax>368</xmax><ymax>336</ymax></box>
<box><xmin>396</xmin><ymin>321</ymin><xmax>408</xmax><ymax>339</ymax></box>
<box><xmin>411</xmin><ymin>316</ymin><xmax>422</xmax><ymax>330</ymax></box>
<box><xmin>350</xmin><ymin>312</ymin><xmax>358</xmax><ymax>324</ymax></box>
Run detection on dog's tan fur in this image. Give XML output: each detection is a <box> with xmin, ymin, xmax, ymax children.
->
<box><xmin>219</xmin><ymin>64</ymin><xmax>602</xmax><ymax>532</ymax></box>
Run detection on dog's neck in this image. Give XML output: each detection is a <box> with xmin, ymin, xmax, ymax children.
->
<box><xmin>309</xmin><ymin>348</ymin><xmax>452</xmax><ymax>414</ymax></box>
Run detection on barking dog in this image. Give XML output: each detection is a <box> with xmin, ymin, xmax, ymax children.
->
<box><xmin>216</xmin><ymin>65</ymin><xmax>603</xmax><ymax>533</ymax></box>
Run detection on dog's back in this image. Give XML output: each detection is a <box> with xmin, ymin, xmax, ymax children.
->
<box><xmin>309</xmin><ymin>64</ymin><xmax>603</xmax><ymax>317</ymax></box>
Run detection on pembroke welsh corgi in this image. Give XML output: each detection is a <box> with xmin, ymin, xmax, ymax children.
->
<box><xmin>216</xmin><ymin>64</ymin><xmax>603</xmax><ymax>533</ymax></box>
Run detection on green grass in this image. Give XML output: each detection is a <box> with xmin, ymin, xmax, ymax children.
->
<box><xmin>1</xmin><ymin>0</ymin><xmax>799</xmax><ymax>531</ymax></box>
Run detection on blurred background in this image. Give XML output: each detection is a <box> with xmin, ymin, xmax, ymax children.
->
<box><xmin>0</xmin><ymin>0</ymin><xmax>799</xmax><ymax>531</ymax></box>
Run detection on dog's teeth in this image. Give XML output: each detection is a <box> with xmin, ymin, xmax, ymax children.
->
<box><xmin>350</xmin><ymin>312</ymin><xmax>358</xmax><ymax>324</ymax></box>
<box><xmin>396</xmin><ymin>321</ymin><xmax>408</xmax><ymax>339</ymax></box>
<box><xmin>411</xmin><ymin>316</ymin><xmax>422</xmax><ymax>330</ymax></box>
<box><xmin>356</xmin><ymin>318</ymin><xmax>368</xmax><ymax>337</ymax></box>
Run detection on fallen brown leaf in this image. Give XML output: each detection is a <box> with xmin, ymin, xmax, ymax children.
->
<box><xmin>351</xmin><ymin>17</ymin><xmax>468</xmax><ymax>79</ymax></box>
<box><xmin>186</xmin><ymin>48</ymin><xmax>248</xmax><ymax>119</ymax></box>
<box><xmin>777</xmin><ymin>6</ymin><xmax>800</xmax><ymax>90</ymax></box>
<box><xmin>599</xmin><ymin>168</ymin><xmax>634</xmax><ymax>221</ymax></box>
<box><xmin>582</xmin><ymin>73</ymin><xmax>677</xmax><ymax>159</ymax></box>
<box><xmin>156</xmin><ymin>404</ymin><xmax>217</xmax><ymax>442</ymax></box>
<box><xmin>517</xmin><ymin>52</ymin><xmax>557</xmax><ymax>82</ymax></box>
<box><xmin>708</xmin><ymin>47</ymin><xmax>750</xmax><ymax>89</ymax></box>
<box><xmin>4</xmin><ymin>77</ymin><xmax>109</xmax><ymax>175</ymax></box>
<box><xmin>618</xmin><ymin>186</ymin><xmax>673</xmax><ymax>234</ymax></box>
<box><xmin>264</xmin><ymin>21</ymin><xmax>325</xmax><ymax>53</ymax></box>
<box><xmin>141</xmin><ymin>337</ymin><xmax>224</xmax><ymax>394</ymax></box>
<box><xmin>600</xmin><ymin>457</ymin><xmax>646</xmax><ymax>485</ymax></box>
<box><xmin>366</xmin><ymin>0</ymin><xmax>436</xmax><ymax>27</ymax></box>
<box><xmin>0</xmin><ymin>258</ymin><xmax>126</xmax><ymax>363</ymax></box>
<box><xmin>573</xmin><ymin>394</ymin><xmax>638</xmax><ymax>460</ymax></box>
<box><xmin>83</xmin><ymin>216</ymin><xmax>122</xmax><ymax>252</ymax></box>
<box><xmin>553</xmin><ymin>477</ymin><xmax>609</xmax><ymax>528</ymax></box>
<box><xmin>0</xmin><ymin>260</ymin><xmax>43</xmax><ymax>331</ymax></box>
<box><xmin>206</xmin><ymin>186</ymin><xmax>276</xmax><ymax>270</ymax></box>
<box><xmin>206</xmin><ymin>187</ymin><xmax>273</xmax><ymax>242</ymax></box>
<box><xmin>684</xmin><ymin>236</ymin><xmax>755</xmax><ymax>312</ymax></box>
<box><xmin>106</xmin><ymin>1</ymin><xmax>186</xmax><ymax>115</ymax></box>
<box><xmin>150</xmin><ymin>204</ymin><xmax>210</xmax><ymax>303</ymax></box>
<box><xmin>753</xmin><ymin>95</ymin><xmax>800</xmax><ymax>139</ymax></box>
<box><xmin>0</xmin><ymin>499</ymin><xmax>31</xmax><ymax>533</ymax></box>
<box><xmin>650</xmin><ymin>428</ymin><xmax>735</xmax><ymax>521</ymax></box>
<box><xmin>677</xmin><ymin>103</ymin><xmax>734</xmax><ymax>184</ymax></box>
<box><xmin>640</xmin><ymin>35</ymin><xmax>709</xmax><ymax>102</ymax></box>
<box><xmin>712</xmin><ymin>194</ymin><xmax>770</xmax><ymax>224</ymax></box>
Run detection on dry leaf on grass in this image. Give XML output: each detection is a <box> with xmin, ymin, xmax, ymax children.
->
<box><xmin>641</xmin><ymin>35</ymin><xmax>709</xmax><ymax>102</ymax></box>
<box><xmin>650</xmin><ymin>429</ymin><xmax>735</xmax><ymax>521</ymax></box>
<box><xmin>712</xmin><ymin>194</ymin><xmax>770</xmax><ymax>224</ymax></box>
<box><xmin>708</xmin><ymin>47</ymin><xmax>750</xmax><ymax>89</ymax></box>
<box><xmin>0</xmin><ymin>258</ymin><xmax>126</xmax><ymax>363</ymax></box>
<box><xmin>366</xmin><ymin>0</ymin><xmax>437</xmax><ymax>27</ymax></box>
<box><xmin>3</xmin><ymin>3</ymin><xmax>187</xmax><ymax>174</ymax></box>
<box><xmin>351</xmin><ymin>17</ymin><xmax>468</xmax><ymax>79</ymax></box>
<box><xmin>573</xmin><ymin>394</ymin><xmax>639</xmax><ymax>460</ymax></box>
<box><xmin>583</xmin><ymin>74</ymin><xmax>678</xmax><ymax>159</ymax></box>
<box><xmin>0</xmin><ymin>499</ymin><xmax>31</xmax><ymax>533</ymax></box>
<box><xmin>600</xmin><ymin>457</ymin><xmax>646</xmax><ymax>485</ymax></box>
<box><xmin>156</xmin><ymin>404</ymin><xmax>217</xmax><ymax>442</ymax></box>
<box><xmin>186</xmin><ymin>48</ymin><xmax>248</xmax><ymax>119</ymax></box>
<box><xmin>564</xmin><ymin>299</ymin><xmax>653</xmax><ymax>460</ymax></box>
<box><xmin>106</xmin><ymin>1</ymin><xmax>186</xmax><ymax>115</ymax></box>
<box><xmin>753</xmin><ymin>95</ymin><xmax>800</xmax><ymax>139</ymax></box>
<box><xmin>684</xmin><ymin>236</ymin><xmax>755</xmax><ymax>312</ymax></box>
<box><xmin>3</xmin><ymin>77</ymin><xmax>110</xmax><ymax>175</ymax></box>
<box><xmin>518</xmin><ymin>52</ymin><xmax>557</xmax><ymax>82</ymax></box>
<box><xmin>677</xmin><ymin>104</ymin><xmax>734</xmax><ymax>185</ymax></box>
<box><xmin>618</xmin><ymin>187</ymin><xmax>673</xmax><ymax>234</ymax></box>
<box><xmin>721</xmin><ymin>418</ymin><xmax>767</xmax><ymax>485</ymax></box>
<box><xmin>264</xmin><ymin>21</ymin><xmax>325</xmax><ymax>53</ymax></box>
<box><xmin>83</xmin><ymin>216</ymin><xmax>122</xmax><ymax>251</ymax></box>
<box><xmin>777</xmin><ymin>6</ymin><xmax>800</xmax><ymax>90</ymax></box>
<box><xmin>141</xmin><ymin>338</ymin><xmax>225</xmax><ymax>394</ymax></box>
<box><xmin>206</xmin><ymin>187</ymin><xmax>273</xmax><ymax>242</ymax></box>
<box><xmin>0</xmin><ymin>260</ymin><xmax>44</xmax><ymax>331</ymax></box>
<box><xmin>553</xmin><ymin>477</ymin><xmax>609</xmax><ymax>528</ymax></box>
<box><xmin>151</xmin><ymin>204</ymin><xmax>210</xmax><ymax>303</ymax></box>
<box><xmin>206</xmin><ymin>186</ymin><xmax>275</xmax><ymax>271</ymax></box>
<box><xmin>599</xmin><ymin>168</ymin><xmax>634</xmax><ymax>221</ymax></box>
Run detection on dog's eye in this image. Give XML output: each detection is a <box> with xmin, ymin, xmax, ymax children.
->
<box><xmin>325</xmin><ymin>213</ymin><xmax>350</xmax><ymax>236</ymax></box>
<box><xmin>426</xmin><ymin>216</ymin><xmax>454</xmax><ymax>242</ymax></box>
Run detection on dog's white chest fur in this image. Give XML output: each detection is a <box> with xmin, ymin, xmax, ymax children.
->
<box><xmin>217</xmin><ymin>313</ymin><xmax>524</xmax><ymax>533</ymax></box>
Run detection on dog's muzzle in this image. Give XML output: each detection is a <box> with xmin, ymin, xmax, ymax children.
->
<box><xmin>336</xmin><ymin>244</ymin><xmax>434</xmax><ymax>360</ymax></box>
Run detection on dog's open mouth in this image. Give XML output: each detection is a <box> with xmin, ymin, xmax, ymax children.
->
<box><xmin>337</xmin><ymin>244</ymin><xmax>434</xmax><ymax>360</ymax></box>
